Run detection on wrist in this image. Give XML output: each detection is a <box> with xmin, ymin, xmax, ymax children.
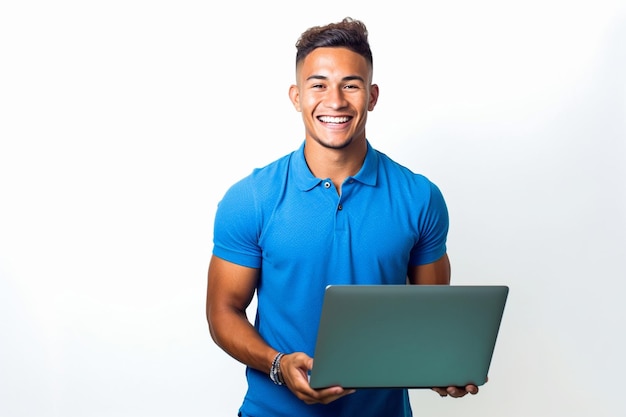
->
<box><xmin>269</xmin><ymin>352</ymin><xmax>285</xmax><ymax>385</ymax></box>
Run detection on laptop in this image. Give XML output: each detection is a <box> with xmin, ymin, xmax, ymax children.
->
<box><xmin>308</xmin><ymin>284</ymin><xmax>509</xmax><ymax>389</ymax></box>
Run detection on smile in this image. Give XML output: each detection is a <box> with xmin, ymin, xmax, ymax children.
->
<box><xmin>318</xmin><ymin>116</ymin><xmax>351</xmax><ymax>124</ymax></box>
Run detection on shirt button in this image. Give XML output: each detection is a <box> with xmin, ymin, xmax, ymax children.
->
<box><xmin>324</xmin><ymin>181</ymin><xmax>331</xmax><ymax>189</ymax></box>
<box><xmin>338</xmin><ymin>204</ymin><xmax>343</xmax><ymax>211</ymax></box>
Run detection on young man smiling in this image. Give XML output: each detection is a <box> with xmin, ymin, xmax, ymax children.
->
<box><xmin>206</xmin><ymin>17</ymin><xmax>479</xmax><ymax>417</ymax></box>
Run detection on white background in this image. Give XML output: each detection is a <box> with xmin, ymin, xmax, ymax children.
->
<box><xmin>1</xmin><ymin>1</ymin><xmax>625</xmax><ymax>416</ymax></box>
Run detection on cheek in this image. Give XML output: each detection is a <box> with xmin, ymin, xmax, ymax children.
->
<box><xmin>300</xmin><ymin>96</ymin><xmax>318</xmax><ymax>113</ymax></box>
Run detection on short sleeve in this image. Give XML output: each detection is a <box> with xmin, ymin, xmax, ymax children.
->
<box><xmin>409</xmin><ymin>181</ymin><xmax>449</xmax><ymax>265</ymax></box>
<box><xmin>212</xmin><ymin>178</ymin><xmax>263</xmax><ymax>268</ymax></box>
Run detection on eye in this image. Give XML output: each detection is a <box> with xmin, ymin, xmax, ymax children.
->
<box><xmin>344</xmin><ymin>81</ymin><xmax>365</xmax><ymax>90</ymax></box>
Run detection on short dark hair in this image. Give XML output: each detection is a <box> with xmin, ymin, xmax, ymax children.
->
<box><xmin>295</xmin><ymin>17</ymin><xmax>373</xmax><ymax>69</ymax></box>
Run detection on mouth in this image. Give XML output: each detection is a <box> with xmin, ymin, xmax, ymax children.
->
<box><xmin>317</xmin><ymin>115</ymin><xmax>352</xmax><ymax>124</ymax></box>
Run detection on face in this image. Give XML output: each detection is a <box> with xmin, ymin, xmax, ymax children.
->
<box><xmin>289</xmin><ymin>47</ymin><xmax>379</xmax><ymax>150</ymax></box>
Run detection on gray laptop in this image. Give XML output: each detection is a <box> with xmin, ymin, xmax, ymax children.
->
<box><xmin>308</xmin><ymin>284</ymin><xmax>509</xmax><ymax>389</ymax></box>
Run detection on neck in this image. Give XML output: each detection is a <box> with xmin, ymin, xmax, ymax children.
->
<box><xmin>303</xmin><ymin>138</ymin><xmax>368</xmax><ymax>192</ymax></box>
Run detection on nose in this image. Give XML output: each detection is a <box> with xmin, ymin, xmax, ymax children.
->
<box><xmin>324</xmin><ymin>86</ymin><xmax>348</xmax><ymax>110</ymax></box>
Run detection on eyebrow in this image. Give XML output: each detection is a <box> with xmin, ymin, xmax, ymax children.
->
<box><xmin>305</xmin><ymin>74</ymin><xmax>366</xmax><ymax>83</ymax></box>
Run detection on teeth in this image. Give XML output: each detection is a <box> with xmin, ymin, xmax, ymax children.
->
<box><xmin>319</xmin><ymin>116</ymin><xmax>350</xmax><ymax>123</ymax></box>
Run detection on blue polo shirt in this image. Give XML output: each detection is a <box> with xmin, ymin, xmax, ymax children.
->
<box><xmin>212</xmin><ymin>140</ymin><xmax>449</xmax><ymax>417</ymax></box>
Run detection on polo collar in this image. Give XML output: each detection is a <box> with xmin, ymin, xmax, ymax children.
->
<box><xmin>292</xmin><ymin>140</ymin><xmax>379</xmax><ymax>192</ymax></box>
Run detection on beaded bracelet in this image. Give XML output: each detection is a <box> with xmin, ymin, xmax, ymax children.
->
<box><xmin>269</xmin><ymin>352</ymin><xmax>285</xmax><ymax>385</ymax></box>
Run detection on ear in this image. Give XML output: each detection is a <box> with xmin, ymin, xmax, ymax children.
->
<box><xmin>289</xmin><ymin>84</ymin><xmax>301</xmax><ymax>112</ymax></box>
<box><xmin>368</xmin><ymin>84</ymin><xmax>380</xmax><ymax>111</ymax></box>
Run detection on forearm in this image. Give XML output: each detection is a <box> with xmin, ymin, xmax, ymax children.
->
<box><xmin>208</xmin><ymin>307</ymin><xmax>277</xmax><ymax>374</ymax></box>
<box><xmin>206</xmin><ymin>256</ymin><xmax>276</xmax><ymax>373</ymax></box>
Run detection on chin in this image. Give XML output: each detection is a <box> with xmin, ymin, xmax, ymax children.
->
<box><xmin>315</xmin><ymin>136</ymin><xmax>355</xmax><ymax>150</ymax></box>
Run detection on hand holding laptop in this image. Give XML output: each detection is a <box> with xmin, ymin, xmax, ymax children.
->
<box><xmin>278</xmin><ymin>352</ymin><xmax>357</xmax><ymax>405</ymax></box>
<box><xmin>277</xmin><ymin>350</ymin><xmax>482</xmax><ymax>404</ymax></box>
<box><xmin>278</xmin><ymin>349</ymin><xmax>488</xmax><ymax>405</ymax></box>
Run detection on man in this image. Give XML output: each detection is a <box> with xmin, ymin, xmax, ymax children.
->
<box><xmin>206</xmin><ymin>17</ymin><xmax>479</xmax><ymax>417</ymax></box>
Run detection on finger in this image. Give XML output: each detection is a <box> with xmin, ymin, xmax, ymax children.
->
<box><xmin>318</xmin><ymin>388</ymin><xmax>356</xmax><ymax>405</ymax></box>
<box><xmin>302</xmin><ymin>387</ymin><xmax>355</xmax><ymax>405</ymax></box>
<box><xmin>465</xmin><ymin>384</ymin><xmax>479</xmax><ymax>395</ymax></box>
<box><xmin>446</xmin><ymin>386</ymin><xmax>462</xmax><ymax>397</ymax></box>
<box><xmin>432</xmin><ymin>387</ymin><xmax>448</xmax><ymax>397</ymax></box>
<box><xmin>446</xmin><ymin>386</ymin><xmax>470</xmax><ymax>398</ymax></box>
<box><xmin>280</xmin><ymin>353</ymin><xmax>313</xmax><ymax>388</ymax></box>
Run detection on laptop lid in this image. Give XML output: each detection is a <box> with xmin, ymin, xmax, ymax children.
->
<box><xmin>308</xmin><ymin>284</ymin><xmax>509</xmax><ymax>389</ymax></box>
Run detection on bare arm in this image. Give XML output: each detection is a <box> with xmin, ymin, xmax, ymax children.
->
<box><xmin>407</xmin><ymin>252</ymin><xmax>451</xmax><ymax>285</ymax></box>
<box><xmin>206</xmin><ymin>255</ymin><xmax>276</xmax><ymax>373</ymax></box>
<box><xmin>206</xmin><ymin>255</ymin><xmax>353</xmax><ymax>404</ymax></box>
<box><xmin>407</xmin><ymin>253</ymin><xmax>481</xmax><ymax>398</ymax></box>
